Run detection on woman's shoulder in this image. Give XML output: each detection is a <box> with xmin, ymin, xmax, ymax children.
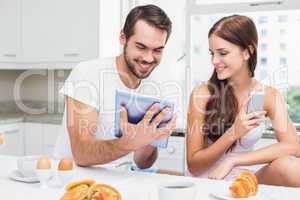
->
<box><xmin>189</xmin><ymin>83</ymin><xmax>211</xmax><ymax>109</ymax></box>
<box><xmin>253</xmin><ymin>80</ymin><xmax>280</xmax><ymax>96</ymax></box>
<box><xmin>191</xmin><ymin>83</ymin><xmax>211</xmax><ymax>97</ymax></box>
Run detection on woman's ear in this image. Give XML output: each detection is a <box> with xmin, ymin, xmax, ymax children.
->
<box><xmin>243</xmin><ymin>45</ymin><xmax>254</xmax><ymax>61</ymax></box>
<box><xmin>119</xmin><ymin>30</ymin><xmax>126</xmax><ymax>46</ymax></box>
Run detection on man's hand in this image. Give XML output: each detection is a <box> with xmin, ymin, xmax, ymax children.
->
<box><xmin>119</xmin><ymin>103</ymin><xmax>177</xmax><ymax>151</ymax></box>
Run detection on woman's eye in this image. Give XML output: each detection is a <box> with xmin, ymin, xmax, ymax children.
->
<box><xmin>220</xmin><ymin>52</ymin><xmax>228</xmax><ymax>56</ymax></box>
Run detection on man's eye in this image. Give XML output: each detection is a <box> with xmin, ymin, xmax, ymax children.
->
<box><xmin>137</xmin><ymin>46</ymin><xmax>145</xmax><ymax>50</ymax></box>
<box><xmin>209</xmin><ymin>52</ymin><xmax>214</xmax><ymax>56</ymax></box>
<box><xmin>154</xmin><ymin>49</ymin><xmax>162</xmax><ymax>53</ymax></box>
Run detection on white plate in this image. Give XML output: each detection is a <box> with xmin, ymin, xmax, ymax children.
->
<box><xmin>9</xmin><ymin>170</ymin><xmax>39</xmax><ymax>183</ymax></box>
<box><xmin>209</xmin><ymin>189</ymin><xmax>263</xmax><ymax>200</ymax></box>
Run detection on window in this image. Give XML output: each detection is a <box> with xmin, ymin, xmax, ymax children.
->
<box><xmin>260</xmin><ymin>57</ymin><xmax>268</xmax><ymax>66</ymax></box>
<box><xmin>258</xmin><ymin>16</ymin><xmax>268</xmax><ymax>24</ymax></box>
<box><xmin>280</xmin><ymin>43</ymin><xmax>287</xmax><ymax>51</ymax></box>
<box><xmin>188</xmin><ymin>8</ymin><xmax>300</xmax><ymax>124</ymax></box>
<box><xmin>278</xmin><ymin>15</ymin><xmax>288</xmax><ymax>23</ymax></box>
<box><xmin>280</xmin><ymin>57</ymin><xmax>287</xmax><ymax>66</ymax></box>
<box><xmin>260</xmin><ymin>43</ymin><xmax>268</xmax><ymax>51</ymax></box>
<box><xmin>260</xmin><ymin>29</ymin><xmax>268</xmax><ymax>38</ymax></box>
<box><xmin>280</xmin><ymin>28</ymin><xmax>286</xmax><ymax>36</ymax></box>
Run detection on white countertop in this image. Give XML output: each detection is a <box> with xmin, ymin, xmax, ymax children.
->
<box><xmin>0</xmin><ymin>155</ymin><xmax>299</xmax><ymax>200</ymax></box>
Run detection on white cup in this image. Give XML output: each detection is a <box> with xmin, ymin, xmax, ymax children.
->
<box><xmin>158</xmin><ymin>181</ymin><xmax>197</xmax><ymax>200</ymax></box>
<box><xmin>17</xmin><ymin>155</ymin><xmax>41</xmax><ymax>177</ymax></box>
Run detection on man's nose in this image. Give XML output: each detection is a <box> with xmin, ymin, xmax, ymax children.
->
<box><xmin>142</xmin><ymin>50</ymin><xmax>154</xmax><ymax>63</ymax></box>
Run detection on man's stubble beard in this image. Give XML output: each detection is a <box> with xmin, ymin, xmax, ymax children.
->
<box><xmin>123</xmin><ymin>43</ymin><xmax>157</xmax><ymax>79</ymax></box>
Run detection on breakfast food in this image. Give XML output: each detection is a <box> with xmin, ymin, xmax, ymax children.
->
<box><xmin>88</xmin><ymin>183</ymin><xmax>122</xmax><ymax>200</ymax></box>
<box><xmin>229</xmin><ymin>171</ymin><xmax>258</xmax><ymax>198</ymax></box>
<box><xmin>61</xmin><ymin>179</ymin><xmax>96</xmax><ymax>200</ymax></box>
<box><xmin>58</xmin><ymin>158</ymin><xmax>73</xmax><ymax>171</ymax></box>
<box><xmin>60</xmin><ymin>179</ymin><xmax>122</xmax><ymax>200</ymax></box>
<box><xmin>36</xmin><ymin>156</ymin><xmax>51</xmax><ymax>169</ymax></box>
<box><xmin>65</xmin><ymin>179</ymin><xmax>96</xmax><ymax>191</ymax></box>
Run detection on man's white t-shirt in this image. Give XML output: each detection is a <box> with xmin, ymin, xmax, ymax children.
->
<box><xmin>54</xmin><ymin>57</ymin><xmax>158</xmax><ymax>164</ymax></box>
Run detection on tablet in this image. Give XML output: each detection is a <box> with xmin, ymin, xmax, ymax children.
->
<box><xmin>114</xmin><ymin>90</ymin><xmax>175</xmax><ymax>148</ymax></box>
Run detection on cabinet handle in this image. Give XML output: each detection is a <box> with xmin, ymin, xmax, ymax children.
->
<box><xmin>64</xmin><ymin>53</ymin><xmax>80</xmax><ymax>57</ymax></box>
<box><xmin>167</xmin><ymin>146</ymin><xmax>176</xmax><ymax>154</ymax></box>
<box><xmin>3</xmin><ymin>54</ymin><xmax>17</xmax><ymax>58</ymax></box>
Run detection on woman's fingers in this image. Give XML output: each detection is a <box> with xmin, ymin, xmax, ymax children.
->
<box><xmin>246</xmin><ymin>117</ymin><xmax>266</xmax><ymax>126</ymax></box>
<box><xmin>245</xmin><ymin>111</ymin><xmax>266</xmax><ymax>120</ymax></box>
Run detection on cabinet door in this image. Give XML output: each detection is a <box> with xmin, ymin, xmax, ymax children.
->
<box><xmin>43</xmin><ymin>124</ymin><xmax>60</xmax><ymax>157</ymax></box>
<box><xmin>0</xmin><ymin>123</ymin><xmax>24</xmax><ymax>156</ymax></box>
<box><xmin>0</xmin><ymin>0</ymin><xmax>21</xmax><ymax>62</ymax></box>
<box><xmin>154</xmin><ymin>137</ymin><xmax>185</xmax><ymax>172</ymax></box>
<box><xmin>21</xmin><ymin>0</ymin><xmax>99</xmax><ymax>62</ymax></box>
<box><xmin>24</xmin><ymin>123</ymin><xmax>43</xmax><ymax>155</ymax></box>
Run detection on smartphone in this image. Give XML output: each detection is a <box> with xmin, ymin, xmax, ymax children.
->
<box><xmin>247</xmin><ymin>92</ymin><xmax>265</xmax><ymax>114</ymax></box>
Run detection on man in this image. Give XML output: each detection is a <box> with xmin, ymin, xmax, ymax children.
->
<box><xmin>54</xmin><ymin>4</ymin><xmax>176</xmax><ymax>169</ymax></box>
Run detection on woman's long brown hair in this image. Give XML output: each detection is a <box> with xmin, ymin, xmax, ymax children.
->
<box><xmin>204</xmin><ymin>15</ymin><xmax>258</xmax><ymax>152</ymax></box>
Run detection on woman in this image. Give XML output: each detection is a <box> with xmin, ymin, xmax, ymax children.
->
<box><xmin>186</xmin><ymin>15</ymin><xmax>300</xmax><ymax>187</ymax></box>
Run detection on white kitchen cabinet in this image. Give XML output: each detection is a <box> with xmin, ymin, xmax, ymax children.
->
<box><xmin>0</xmin><ymin>123</ymin><xmax>24</xmax><ymax>156</ymax></box>
<box><xmin>21</xmin><ymin>0</ymin><xmax>99</xmax><ymax>63</ymax></box>
<box><xmin>24</xmin><ymin>123</ymin><xmax>60</xmax><ymax>157</ymax></box>
<box><xmin>0</xmin><ymin>0</ymin><xmax>21</xmax><ymax>62</ymax></box>
<box><xmin>154</xmin><ymin>136</ymin><xmax>185</xmax><ymax>172</ymax></box>
<box><xmin>42</xmin><ymin>124</ymin><xmax>61</xmax><ymax>157</ymax></box>
<box><xmin>24</xmin><ymin>123</ymin><xmax>43</xmax><ymax>155</ymax></box>
<box><xmin>0</xmin><ymin>0</ymin><xmax>99</xmax><ymax>65</ymax></box>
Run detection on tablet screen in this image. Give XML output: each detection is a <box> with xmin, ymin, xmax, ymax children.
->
<box><xmin>114</xmin><ymin>90</ymin><xmax>175</xmax><ymax>148</ymax></box>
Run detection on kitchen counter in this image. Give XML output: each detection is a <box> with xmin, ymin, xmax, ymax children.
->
<box><xmin>0</xmin><ymin>155</ymin><xmax>299</xmax><ymax>200</ymax></box>
<box><xmin>0</xmin><ymin>113</ymin><xmax>63</xmax><ymax>125</ymax></box>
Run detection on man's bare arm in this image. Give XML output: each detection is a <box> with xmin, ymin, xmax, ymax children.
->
<box><xmin>66</xmin><ymin>96</ymin><xmax>131</xmax><ymax>166</ymax></box>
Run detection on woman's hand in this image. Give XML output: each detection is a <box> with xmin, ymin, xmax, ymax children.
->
<box><xmin>208</xmin><ymin>157</ymin><xmax>237</xmax><ymax>180</ymax></box>
<box><xmin>231</xmin><ymin>96</ymin><xmax>266</xmax><ymax>140</ymax></box>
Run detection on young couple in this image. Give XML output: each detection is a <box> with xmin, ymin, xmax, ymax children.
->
<box><xmin>54</xmin><ymin>4</ymin><xmax>300</xmax><ymax>187</ymax></box>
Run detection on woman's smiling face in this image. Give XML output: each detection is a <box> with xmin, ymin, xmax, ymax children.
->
<box><xmin>209</xmin><ymin>33</ymin><xmax>251</xmax><ymax>80</ymax></box>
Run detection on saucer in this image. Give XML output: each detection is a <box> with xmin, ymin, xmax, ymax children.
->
<box><xmin>9</xmin><ymin>170</ymin><xmax>39</xmax><ymax>183</ymax></box>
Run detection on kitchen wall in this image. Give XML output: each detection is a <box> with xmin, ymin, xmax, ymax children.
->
<box><xmin>0</xmin><ymin>69</ymin><xmax>71</xmax><ymax>114</ymax></box>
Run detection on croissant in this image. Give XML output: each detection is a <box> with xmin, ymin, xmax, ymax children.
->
<box><xmin>60</xmin><ymin>179</ymin><xmax>95</xmax><ymax>200</ymax></box>
<box><xmin>229</xmin><ymin>171</ymin><xmax>258</xmax><ymax>198</ymax></box>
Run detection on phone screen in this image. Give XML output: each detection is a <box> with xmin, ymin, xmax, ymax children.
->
<box><xmin>247</xmin><ymin>92</ymin><xmax>265</xmax><ymax>113</ymax></box>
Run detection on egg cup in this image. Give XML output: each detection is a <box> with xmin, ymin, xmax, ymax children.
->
<box><xmin>36</xmin><ymin>169</ymin><xmax>52</xmax><ymax>188</ymax></box>
<box><xmin>57</xmin><ymin>170</ymin><xmax>74</xmax><ymax>185</ymax></box>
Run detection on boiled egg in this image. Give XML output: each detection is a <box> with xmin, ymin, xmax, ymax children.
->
<box><xmin>58</xmin><ymin>158</ymin><xmax>73</xmax><ymax>171</ymax></box>
<box><xmin>36</xmin><ymin>156</ymin><xmax>51</xmax><ymax>170</ymax></box>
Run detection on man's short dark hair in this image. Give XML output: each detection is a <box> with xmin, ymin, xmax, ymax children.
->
<box><xmin>122</xmin><ymin>4</ymin><xmax>172</xmax><ymax>42</ymax></box>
